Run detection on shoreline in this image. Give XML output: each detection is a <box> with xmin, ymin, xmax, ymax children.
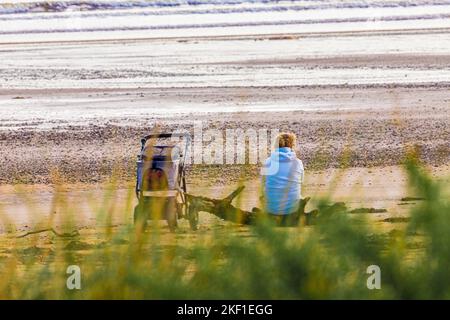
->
<box><xmin>2</xmin><ymin>26</ymin><xmax>450</xmax><ymax>45</ymax></box>
<box><xmin>3</xmin><ymin>82</ymin><xmax>450</xmax><ymax>94</ymax></box>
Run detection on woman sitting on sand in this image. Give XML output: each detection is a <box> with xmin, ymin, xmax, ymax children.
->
<box><xmin>261</xmin><ymin>132</ymin><xmax>304</xmax><ymax>225</ymax></box>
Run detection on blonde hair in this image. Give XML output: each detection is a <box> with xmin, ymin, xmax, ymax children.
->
<box><xmin>277</xmin><ymin>132</ymin><xmax>296</xmax><ymax>149</ymax></box>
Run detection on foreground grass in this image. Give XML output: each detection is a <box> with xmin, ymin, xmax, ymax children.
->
<box><xmin>0</xmin><ymin>159</ymin><xmax>449</xmax><ymax>299</ymax></box>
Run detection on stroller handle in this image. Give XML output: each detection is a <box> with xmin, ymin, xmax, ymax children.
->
<box><xmin>140</xmin><ymin>133</ymin><xmax>192</xmax><ymax>160</ymax></box>
<box><xmin>142</xmin><ymin>133</ymin><xmax>191</xmax><ymax>139</ymax></box>
<box><xmin>141</xmin><ymin>133</ymin><xmax>191</xmax><ymax>144</ymax></box>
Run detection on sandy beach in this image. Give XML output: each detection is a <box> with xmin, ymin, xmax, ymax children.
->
<box><xmin>0</xmin><ymin>1</ymin><xmax>449</xmax><ymax>228</ymax></box>
<box><xmin>0</xmin><ymin>36</ymin><xmax>449</xmax><ymax>231</ymax></box>
<box><xmin>1</xmin><ymin>82</ymin><xmax>449</xmax><ymax>231</ymax></box>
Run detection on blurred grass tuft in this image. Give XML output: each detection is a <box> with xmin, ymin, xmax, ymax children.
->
<box><xmin>0</xmin><ymin>158</ymin><xmax>449</xmax><ymax>299</ymax></box>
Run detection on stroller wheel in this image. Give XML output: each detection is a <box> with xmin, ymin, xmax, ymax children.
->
<box><xmin>134</xmin><ymin>203</ymin><xmax>148</xmax><ymax>232</ymax></box>
<box><xmin>166</xmin><ymin>197</ymin><xmax>178</xmax><ymax>232</ymax></box>
<box><xmin>187</xmin><ymin>205</ymin><xmax>199</xmax><ymax>231</ymax></box>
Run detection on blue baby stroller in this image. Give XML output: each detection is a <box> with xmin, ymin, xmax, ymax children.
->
<box><xmin>134</xmin><ymin>133</ymin><xmax>197</xmax><ymax>231</ymax></box>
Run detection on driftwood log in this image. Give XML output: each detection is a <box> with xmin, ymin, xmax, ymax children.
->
<box><xmin>185</xmin><ymin>186</ymin><xmax>318</xmax><ymax>227</ymax></box>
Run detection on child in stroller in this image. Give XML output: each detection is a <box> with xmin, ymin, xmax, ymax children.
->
<box><xmin>134</xmin><ymin>133</ymin><xmax>195</xmax><ymax>231</ymax></box>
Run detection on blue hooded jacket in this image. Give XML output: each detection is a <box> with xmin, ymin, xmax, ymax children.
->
<box><xmin>262</xmin><ymin>147</ymin><xmax>304</xmax><ymax>215</ymax></box>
